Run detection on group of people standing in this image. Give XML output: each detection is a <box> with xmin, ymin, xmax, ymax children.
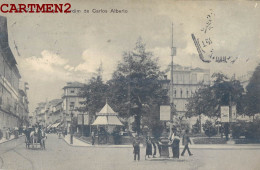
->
<box><xmin>133</xmin><ymin>129</ymin><xmax>193</xmax><ymax>161</ymax></box>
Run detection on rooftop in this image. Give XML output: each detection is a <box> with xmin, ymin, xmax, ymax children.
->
<box><xmin>63</xmin><ymin>81</ymin><xmax>85</xmax><ymax>89</ymax></box>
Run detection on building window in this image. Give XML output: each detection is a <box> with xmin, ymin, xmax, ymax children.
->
<box><xmin>186</xmin><ymin>90</ymin><xmax>189</xmax><ymax>98</ymax></box>
<box><xmin>174</xmin><ymin>90</ymin><xmax>176</xmax><ymax>98</ymax></box>
<box><xmin>71</xmin><ymin>90</ymin><xmax>75</xmax><ymax>93</ymax></box>
<box><xmin>191</xmin><ymin>74</ymin><xmax>197</xmax><ymax>84</ymax></box>
<box><xmin>180</xmin><ymin>89</ymin><xmax>183</xmax><ymax>98</ymax></box>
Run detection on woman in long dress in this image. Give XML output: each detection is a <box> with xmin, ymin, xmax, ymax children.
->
<box><xmin>172</xmin><ymin>134</ymin><xmax>180</xmax><ymax>158</ymax></box>
<box><xmin>145</xmin><ymin>137</ymin><xmax>152</xmax><ymax>159</ymax></box>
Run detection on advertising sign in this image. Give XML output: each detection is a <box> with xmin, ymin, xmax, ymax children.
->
<box><xmin>221</xmin><ymin>106</ymin><xmax>229</xmax><ymax>122</ymax></box>
<box><xmin>160</xmin><ymin>105</ymin><xmax>171</xmax><ymax>121</ymax></box>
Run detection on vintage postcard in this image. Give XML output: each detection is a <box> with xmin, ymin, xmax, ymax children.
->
<box><xmin>0</xmin><ymin>0</ymin><xmax>260</xmax><ymax>170</ymax></box>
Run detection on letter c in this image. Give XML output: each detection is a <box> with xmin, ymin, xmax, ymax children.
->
<box><xmin>1</xmin><ymin>4</ymin><xmax>9</xmax><ymax>13</ymax></box>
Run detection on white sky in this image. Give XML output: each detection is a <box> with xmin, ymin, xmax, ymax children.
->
<box><xmin>2</xmin><ymin>0</ymin><xmax>260</xmax><ymax>112</ymax></box>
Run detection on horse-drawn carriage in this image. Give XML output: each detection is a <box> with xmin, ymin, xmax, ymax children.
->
<box><xmin>24</xmin><ymin>127</ymin><xmax>47</xmax><ymax>149</ymax></box>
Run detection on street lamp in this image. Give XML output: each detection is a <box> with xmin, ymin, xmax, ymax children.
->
<box><xmin>70</xmin><ymin>105</ymin><xmax>74</xmax><ymax>144</ymax></box>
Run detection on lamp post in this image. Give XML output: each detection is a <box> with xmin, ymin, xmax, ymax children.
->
<box><xmin>70</xmin><ymin>105</ymin><xmax>74</xmax><ymax>144</ymax></box>
<box><xmin>81</xmin><ymin>113</ymin><xmax>84</xmax><ymax>137</ymax></box>
<box><xmin>170</xmin><ymin>23</ymin><xmax>176</xmax><ymax>136</ymax></box>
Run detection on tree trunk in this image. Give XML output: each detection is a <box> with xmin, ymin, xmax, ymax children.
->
<box><xmin>135</xmin><ymin>114</ymin><xmax>141</xmax><ymax>135</ymax></box>
<box><xmin>199</xmin><ymin>114</ymin><xmax>202</xmax><ymax>133</ymax></box>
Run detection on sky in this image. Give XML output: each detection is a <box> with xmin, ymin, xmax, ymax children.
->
<box><xmin>2</xmin><ymin>0</ymin><xmax>260</xmax><ymax>113</ymax></box>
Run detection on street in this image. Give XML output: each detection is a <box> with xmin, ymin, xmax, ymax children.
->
<box><xmin>0</xmin><ymin>135</ymin><xmax>260</xmax><ymax>170</ymax></box>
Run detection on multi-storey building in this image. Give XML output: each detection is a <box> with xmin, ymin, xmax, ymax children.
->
<box><xmin>62</xmin><ymin>82</ymin><xmax>85</xmax><ymax>130</ymax></box>
<box><xmin>35</xmin><ymin>99</ymin><xmax>63</xmax><ymax>126</ymax></box>
<box><xmin>0</xmin><ymin>16</ymin><xmax>22</xmax><ymax>130</ymax></box>
<box><xmin>162</xmin><ymin>64</ymin><xmax>210</xmax><ymax>118</ymax></box>
<box><xmin>237</xmin><ymin>72</ymin><xmax>253</xmax><ymax>91</ymax></box>
<box><xmin>35</xmin><ymin>102</ymin><xmax>46</xmax><ymax>124</ymax></box>
<box><xmin>18</xmin><ymin>81</ymin><xmax>29</xmax><ymax>127</ymax></box>
<box><xmin>49</xmin><ymin>99</ymin><xmax>63</xmax><ymax>124</ymax></box>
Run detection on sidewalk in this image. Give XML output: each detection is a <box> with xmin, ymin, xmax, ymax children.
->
<box><xmin>0</xmin><ymin>134</ymin><xmax>24</xmax><ymax>144</ymax></box>
<box><xmin>0</xmin><ymin>135</ymin><xmax>15</xmax><ymax>144</ymax></box>
<box><xmin>63</xmin><ymin>135</ymin><xmax>136</xmax><ymax>148</ymax></box>
<box><xmin>63</xmin><ymin>135</ymin><xmax>91</xmax><ymax>147</ymax></box>
<box><xmin>63</xmin><ymin>135</ymin><xmax>260</xmax><ymax>149</ymax></box>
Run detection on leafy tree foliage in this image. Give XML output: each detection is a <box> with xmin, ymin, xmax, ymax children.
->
<box><xmin>108</xmin><ymin>38</ymin><xmax>168</xmax><ymax>134</ymax></box>
<box><xmin>245</xmin><ymin>63</ymin><xmax>260</xmax><ymax>117</ymax></box>
<box><xmin>202</xmin><ymin>120</ymin><xmax>217</xmax><ymax>137</ymax></box>
<box><xmin>186</xmin><ymin>73</ymin><xmax>244</xmax><ymax>119</ymax></box>
<box><xmin>192</xmin><ymin>119</ymin><xmax>201</xmax><ymax>134</ymax></box>
<box><xmin>79</xmin><ymin>68</ymin><xmax>108</xmax><ymax>123</ymax></box>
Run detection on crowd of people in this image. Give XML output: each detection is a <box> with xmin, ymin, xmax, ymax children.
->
<box><xmin>133</xmin><ymin>129</ymin><xmax>193</xmax><ymax>161</ymax></box>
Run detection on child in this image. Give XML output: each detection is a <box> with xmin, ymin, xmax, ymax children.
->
<box><xmin>133</xmin><ymin>137</ymin><xmax>140</xmax><ymax>161</ymax></box>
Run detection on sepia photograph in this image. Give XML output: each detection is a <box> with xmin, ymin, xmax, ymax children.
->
<box><xmin>0</xmin><ymin>0</ymin><xmax>260</xmax><ymax>169</ymax></box>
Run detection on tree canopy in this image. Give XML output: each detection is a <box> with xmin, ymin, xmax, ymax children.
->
<box><xmin>79</xmin><ymin>65</ymin><xmax>108</xmax><ymax>122</ymax></box>
<box><xmin>245</xmin><ymin>63</ymin><xmax>260</xmax><ymax>116</ymax></box>
<box><xmin>186</xmin><ymin>73</ymin><xmax>244</xmax><ymax>119</ymax></box>
<box><xmin>108</xmin><ymin>38</ymin><xmax>168</xmax><ymax>134</ymax></box>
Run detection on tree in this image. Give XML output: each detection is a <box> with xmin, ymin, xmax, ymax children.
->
<box><xmin>245</xmin><ymin>63</ymin><xmax>260</xmax><ymax>117</ymax></box>
<box><xmin>202</xmin><ymin>120</ymin><xmax>217</xmax><ymax>137</ymax></box>
<box><xmin>186</xmin><ymin>73</ymin><xmax>244</xmax><ymax>120</ymax></box>
<box><xmin>108</xmin><ymin>38</ymin><xmax>168</xmax><ymax>134</ymax></box>
<box><xmin>79</xmin><ymin>64</ymin><xmax>108</xmax><ymax>123</ymax></box>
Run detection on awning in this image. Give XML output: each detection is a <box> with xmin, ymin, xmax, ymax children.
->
<box><xmin>92</xmin><ymin>116</ymin><xmax>108</xmax><ymax>125</ymax></box>
<box><xmin>47</xmin><ymin>124</ymin><xmax>52</xmax><ymax>129</ymax></box>
<box><xmin>108</xmin><ymin>116</ymin><xmax>123</xmax><ymax>126</ymax></box>
<box><xmin>92</xmin><ymin>116</ymin><xmax>123</xmax><ymax>126</ymax></box>
<box><xmin>51</xmin><ymin>122</ymin><xmax>61</xmax><ymax>128</ymax></box>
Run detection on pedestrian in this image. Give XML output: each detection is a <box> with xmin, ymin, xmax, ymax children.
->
<box><xmin>145</xmin><ymin>136</ymin><xmax>152</xmax><ymax>159</ymax></box>
<box><xmin>133</xmin><ymin>137</ymin><xmax>140</xmax><ymax>161</ymax></box>
<box><xmin>41</xmin><ymin>128</ymin><xmax>47</xmax><ymax>150</ymax></box>
<box><xmin>224</xmin><ymin>123</ymin><xmax>230</xmax><ymax>141</ymax></box>
<box><xmin>151</xmin><ymin>138</ymin><xmax>157</xmax><ymax>158</ymax></box>
<box><xmin>172</xmin><ymin>133</ymin><xmax>180</xmax><ymax>158</ymax></box>
<box><xmin>181</xmin><ymin>129</ymin><xmax>193</xmax><ymax>156</ymax></box>
<box><xmin>156</xmin><ymin>140</ymin><xmax>162</xmax><ymax>157</ymax></box>
<box><xmin>91</xmin><ymin>131</ymin><xmax>95</xmax><ymax>145</ymax></box>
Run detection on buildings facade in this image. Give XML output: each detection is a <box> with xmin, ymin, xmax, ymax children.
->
<box><xmin>162</xmin><ymin>65</ymin><xmax>210</xmax><ymax>121</ymax></box>
<box><xmin>35</xmin><ymin>99</ymin><xmax>63</xmax><ymax>126</ymax></box>
<box><xmin>18</xmin><ymin>82</ymin><xmax>29</xmax><ymax>127</ymax></box>
<box><xmin>0</xmin><ymin>16</ymin><xmax>29</xmax><ymax>130</ymax></box>
<box><xmin>237</xmin><ymin>71</ymin><xmax>253</xmax><ymax>91</ymax></box>
<box><xmin>34</xmin><ymin>82</ymin><xmax>85</xmax><ymax>131</ymax></box>
<box><xmin>62</xmin><ymin>82</ymin><xmax>85</xmax><ymax>130</ymax></box>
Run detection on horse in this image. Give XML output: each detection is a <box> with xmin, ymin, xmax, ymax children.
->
<box><xmin>24</xmin><ymin>128</ymin><xmax>31</xmax><ymax>148</ymax></box>
<box><xmin>30</xmin><ymin>127</ymin><xmax>40</xmax><ymax>148</ymax></box>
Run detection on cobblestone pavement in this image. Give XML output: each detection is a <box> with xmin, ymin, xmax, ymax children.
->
<box><xmin>1</xmin><ymin>134</ymin><xmax>260</xmax><ymax>170</ymax></box>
